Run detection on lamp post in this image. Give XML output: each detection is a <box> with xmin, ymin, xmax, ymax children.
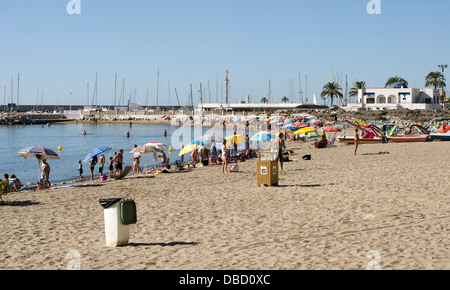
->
<box><xmin>438</xmin><ymin>65</ymin><xmax>448</xmax><ymax>106</ymax></box>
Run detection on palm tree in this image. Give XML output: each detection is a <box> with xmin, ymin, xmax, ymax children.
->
<box><xmin>385</xmin><ymin>76</ymin><xmax>408</xmax><ymax>88</ymax></box>
<box><xmin>261</xmin><ymin>97</ymin><xmax>269</xmax><ymax>104</ymax></box>
<box><xmin>320</xmin><ymin>82</ymin><xmax>343</xmax><ymax>107</ymax></box>
<box><xmin>349</xmin><ymin>81</ymin><xmax>366</xmax><ymax>99</ymax></box>
<box><xmin>281</xmin><ymin>96</ymin><xmax>289</xmax><ymax>103</ymax></box>
<box><xmin>425</xmin><ymin>71</ymin><xmax>446</xmax><ymax>89</ymax></box>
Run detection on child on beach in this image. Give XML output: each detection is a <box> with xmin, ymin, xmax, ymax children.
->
<box><xmin>77</xmin><ymin>160</ymin><xmax>83</xmax><ymax>178</ymax></box>
<box><xmin>108</xmin><ymin>157</ymin><xmax>114</xmax><ymax>178</ymax></box>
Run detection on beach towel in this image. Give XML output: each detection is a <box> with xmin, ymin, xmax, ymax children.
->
<box><xmin>362</xmin><ymin>152</ymin><xmax>389</xmax><ymax>156</ymax></box>
<box><xmin>113</xmin><ymin>166</ymin><xmax>132</xmax><ymax>179</ymax></box>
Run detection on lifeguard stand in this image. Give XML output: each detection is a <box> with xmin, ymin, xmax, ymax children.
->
<box><xmin>257</xmin><ymin>151</ymin><xmax>279</xmax><ymax>187</ymax></box>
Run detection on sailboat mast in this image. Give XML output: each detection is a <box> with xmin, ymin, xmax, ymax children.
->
<box><xmin>156</xmin><ymin>69</ymin><xmax>159</xmax><ymax>107</ymax></box>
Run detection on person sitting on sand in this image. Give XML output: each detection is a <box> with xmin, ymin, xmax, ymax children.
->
<box><xmin>9</xmin><ymin>174</ymin><xmax>22</xmax><ymax>191</ymax></box>
<box><xmin>162</xmin><ymin>165</ymin><xmax>173</xmax><ymax>174</ymax></box>
<box><xmin>200</xmin><ymin>146</ymin><xmax>209</xmax><ymax>166</ymax></box>
<box><xmin>314</xmin><ymin>135</ymin><xmax>328</xmax><ymax>149</ymax></box>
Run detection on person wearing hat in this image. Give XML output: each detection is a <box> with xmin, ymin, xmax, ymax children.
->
<box><xmin>77</xmin><ymin>160</ymin><xmax>83</xmax><ymax>179</ymax></box>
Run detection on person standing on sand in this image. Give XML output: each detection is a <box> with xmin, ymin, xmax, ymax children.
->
<box><xmin>98</xmin><ymin>155</ymin><xmax>105</xmax><ymax>176</ymax></box>
<box><xmin>221</xmin><ymin>140</ymin><xmax>229</xmax><ymax>173</ymax></box>
<box><xmin>41</xmin><ymin>159</ymin><xmax>51</xmax><ymax>187</ymax></box>
<box><xmin>114</xmin><ymin>149</ymin><xmax>124</xmax><ymax>176</ymax></box>
<box><xmin>89</xmin><ymin>155</ymin><xmax>97</xmax><ymax>181</ymax></box>
<box><xmin>277</xmin><ymin>133</ymin><xmax>286</xmax><ymax>171</ymax></box>
<box><xmin>354</xmin><ymin>129</ymin><xmax>360</xmax><ymax>155</ymax></box>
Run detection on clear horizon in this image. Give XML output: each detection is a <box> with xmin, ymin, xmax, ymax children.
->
<box><xmin>0</xmin><ymin>0</ymin><xmax>449</xmax><ymax>107</ymax></box>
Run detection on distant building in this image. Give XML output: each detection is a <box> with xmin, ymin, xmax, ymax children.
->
<box><xmin>197</xmin><ymin>102</ymin><xmax>327</xmax><ymax>114</ymax></box>
<box><xmin>347</xmin><ymin>82</ymin><xmax>443</xmax><ymax>111</ymax></box>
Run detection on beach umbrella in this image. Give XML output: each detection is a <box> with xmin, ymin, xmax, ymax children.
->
<box><xmin>178</xmin><ymin>144</ymin><xmax>205</xmax><ymax>156</ymax></box>
<box><xmin>299</xmin><ymin>132</ymin><xmax>321</xmax><ymax>138</ymax></box>
<box><xmin>250</xmin><ymin>132</ymin><xmax>273</xmax><ymax>142</ymax></box>
<box><xmin>18</xmin><ymin>146</ymin><xmax>60</xmax><ymax>160</ymax></box>
<box><xmin>280</xmin><ymin>129</ymin><xmax>293</xmax><ymax>134</ymax></box>
<box><xmin>284</xmin><ymin>125</ymin><xmax>300</xmax><ymax>131</ymax></box>
<box><xmin>144</xmin><ymin>142</ymin><xmax>169</xmax><ymax>151</ymax></box>
<box><xmin>203</xmin><ymin>134</ymin><xmax>224</xmax><ymax>144</ymax></box>
<box><xmin>225</xmin><ymin>135</ymin><xmax>246</xmax><ymax>146</ymax></box>
<box><xmin>18</xmin><ymin>146</ymin><xmax>60</xmax><ymax>181</ymax></box>
<box><xmin>323</xmin><ymin>126</ymin><xmax>342</xmax><ymax>132</ymax></box>
<box><xmin>188</xmin><ymin>138</ymin><xmax>211</xmax><ymax>146</ymax></box>
<box><xmin>294</xmin><ymin>127</ymin><xmax>318</xmax><ymax>135</ymax></box>
<box><xmin>83</xmin><ymin>146</ymin><xmax>112</xmax><ymax>163</ymax></box>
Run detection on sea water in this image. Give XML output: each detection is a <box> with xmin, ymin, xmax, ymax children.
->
<box><xmin>0</xmin><ymin>123</ymin><xmax>230</xmax><ymax>186</ymax></box>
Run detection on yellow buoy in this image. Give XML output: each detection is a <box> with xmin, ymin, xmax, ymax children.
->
<box><xmin>168</xmin><ymin>147</ymin><xmax>173</xmax><ymax>154</ymax></box>
<box><xmin>58</xmin><ymin>146</ymin><xmax>63</xmax><ymax>152</ymax></box>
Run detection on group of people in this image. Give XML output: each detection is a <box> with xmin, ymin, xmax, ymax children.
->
<box><xmin>77</xmin><ymin>149</ymin><xmax>128</xmax><ymax>181</ymax></box>
<box><xmin>1</xmin><ymin>173</ymin><xmax>22</xmax><ymax>193</ymax></box>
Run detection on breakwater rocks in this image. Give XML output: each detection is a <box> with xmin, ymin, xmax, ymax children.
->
<box><xmin>0</xmin><ymin>113</ymin><xmax>68</xmax><ymax>125</ymax></box>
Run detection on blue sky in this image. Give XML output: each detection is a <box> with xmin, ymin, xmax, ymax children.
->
<box><xmin>0</xmin><ymin>0</ymin><xmax>449</xmax><ymax>106</ymax></box>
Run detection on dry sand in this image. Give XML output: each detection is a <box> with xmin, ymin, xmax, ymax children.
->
<box><xmin>1</xmin><ymin>139</ymin><xmax>449</xmax><ymax>270</ymax></box>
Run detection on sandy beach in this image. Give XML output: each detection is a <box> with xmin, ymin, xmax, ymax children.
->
<box><xmin>1</xmin><ymin>139</ymin><xmax>449</xmax><ymax>270</ymax></box>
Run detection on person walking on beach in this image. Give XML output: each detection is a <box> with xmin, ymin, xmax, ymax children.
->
<box><xmin>221</xmin><ymin>140</ymin><xmax>229</xmax><ymax>173</ymax></box>
<box><xmin>277</xmin><ymin>133</ymin><xmax>286</xmax><ymax>171</ymax></box>
<box><xmin>77</xmin><ymin>160</ymin><xmax>83</xmax><ymax>179</ymax></box>
<box><xmin>354</xmin><ymin>129</ymin><xmax>360</xmax><ymax>155</ymax></box>
<box><xmin>130</xmin><ymin>145</ymin><xmax>143</xmax><ymax>174</ymax></box>
<box><xmin>41</xmin><ymin>159</ymin><xmax>51</xmax><ymax>187</ymax></box>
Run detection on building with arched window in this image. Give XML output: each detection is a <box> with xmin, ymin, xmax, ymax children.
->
<box><xmin>347</xmin><ymin>82</ymin><xmax>443</xmax><ymax>111</ymax></box>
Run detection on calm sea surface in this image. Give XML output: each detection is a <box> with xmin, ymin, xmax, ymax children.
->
<box><xmin>0</xmin><ymin>123</ymin><xmax>228</xmax><ymax>186</ymax></box>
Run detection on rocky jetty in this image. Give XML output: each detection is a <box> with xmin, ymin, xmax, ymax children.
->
<box><xmin>0</xmin><ymin>113</ymin><xmax>68</xmax><ymax>125</ymax></box>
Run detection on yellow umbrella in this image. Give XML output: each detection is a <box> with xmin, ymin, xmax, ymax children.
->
<box><xmin>178</xmin><ymin>144</ymin><xmax>199</xmax><ymax>156</ymax></box>
<box><xmin>225</xmin><ymin>135</ymin><xmax>246</xmax><ymax>146</ymax></box>
<box><xmin>294</xmin><ymin>127</ymin><xmax>317</xmax><ymax>135</ymax></box>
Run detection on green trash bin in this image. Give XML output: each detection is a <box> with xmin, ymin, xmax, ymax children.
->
<box><xmin>120</xmin><ymin>198</ymin><xmax>137</xmax><ymax>225</ymax></box>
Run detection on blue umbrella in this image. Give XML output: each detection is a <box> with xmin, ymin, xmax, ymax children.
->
<box><xmin>250</xmin><ymin>132</ymin><xmax>273</xmax><ymax>141</ymax></box>
<box><xmin>188</xmin><ymin>139</ymin><xmax>211</xmax><ymax>146</ymax></box>
<box><xmin>83</xmin><ymin>146</ymin><xmax>112</xmax><ymax>163</ymax></box>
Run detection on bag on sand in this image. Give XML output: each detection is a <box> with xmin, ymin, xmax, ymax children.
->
<box><xmin>302</xmin><ymin>155</ymin><xmax>311</xmax><ymax>160</ymax></box>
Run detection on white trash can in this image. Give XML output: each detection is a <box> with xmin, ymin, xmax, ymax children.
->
<box><xmin>99</xmin><ymin>198</ymin><xmax>137</xmax><ymax>247</ymax></box>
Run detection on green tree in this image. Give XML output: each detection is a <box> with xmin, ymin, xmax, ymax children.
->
<box><xmin>281</xmin><ymin>96</ymin><xmax>289</xmax><ymax>103</ymax></box>
<box><xmin>320</xmin><ymin>82</ymin><xmax>343</xmax><ymax>107</ymax></box>
<box><xmin>261</xmin><ymin>97</ymin><xmax>269</xmax><ymax>104</ymax></box>
<box><xmin>385</xmin><ymin>76</ymin><xmax>408</xmax><ymax>88</ymax></box>
<box><xmin>349</xmin><ymin>81</ymin><xmax>366</xmax><ymax>98</ymax></box>
<box><xmin>425</xmin><ymin>71</ymin><xmax>446</xmax><ymax>89</ymax></box>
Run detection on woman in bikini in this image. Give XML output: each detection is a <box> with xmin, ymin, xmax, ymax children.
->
<box><xmin>354</xmin><ymin>129</ymin><xmax>360</xmax><ymax>155</ymax></box>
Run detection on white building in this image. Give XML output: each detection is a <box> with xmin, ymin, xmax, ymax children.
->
<box><xmin>347</xmin><ymin>82</ymin><xmax>442</xmax><ymax>111</ymax></box>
